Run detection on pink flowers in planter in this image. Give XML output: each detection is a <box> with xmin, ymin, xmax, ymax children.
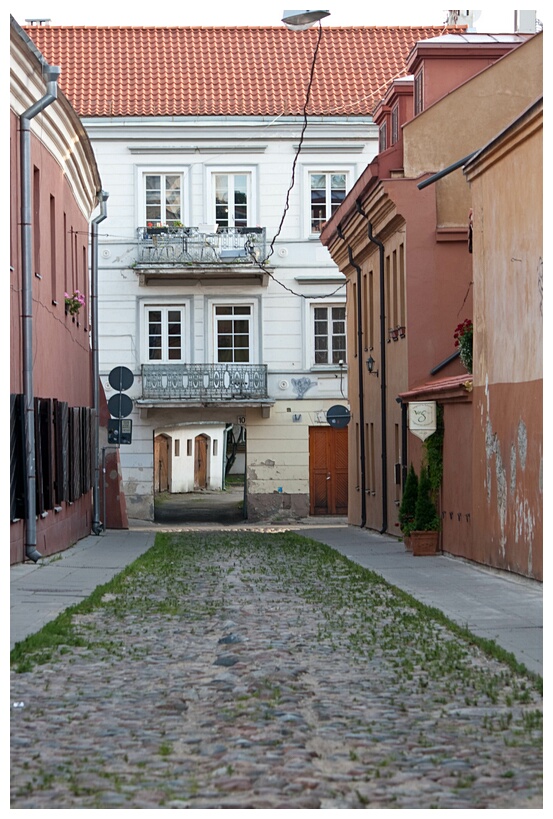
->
<box><xmin>65</xmin><ymin>290</ymin><xmax>85</xmax><ymax>316</ymax></box>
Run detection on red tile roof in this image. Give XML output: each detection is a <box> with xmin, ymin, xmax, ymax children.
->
<box><xmin>23</xmin><ymin>25</ymin><xmax>464</xmax><ymax>117</ymax></box>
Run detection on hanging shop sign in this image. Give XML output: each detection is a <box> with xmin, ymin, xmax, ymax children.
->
<box><xmin>408</xmin><ymin>401</ymin><xmax>437</xmax><ymax>441</ymax></box>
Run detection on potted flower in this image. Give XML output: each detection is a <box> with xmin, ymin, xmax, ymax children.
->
<box><xmin>454</xmin><ymin>318</ymin><xmax>473</xmax><ymax>373</ymax></box>
<box><xmin>146</xmin><ymin>222</ymin><xmax>167</xmax><ymax>235</ymax></box>
<box><xmin>398</xmin><ymin>463</ymin><xmax>418</xmax><ymax>550</ymax></box>
<box><xmin>410</xmin><ymin>466</ymin><xmax>441</xmax><ymax>556</ymax></box>
<box><xmin>65</xmin><ymin>290</ymin><xmax>85</xmax><ymax>316</ymax></box>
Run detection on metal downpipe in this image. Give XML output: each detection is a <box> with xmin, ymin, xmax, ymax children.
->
<box><xmin>20</xmin><ymin>63</ymin><xmax>61</xmax><ymax>562</ymax></box>
<box><xmin>359</xmin><ymin>210</ymin><xmax>388</xmax><ymax>535</ymax></box>
<box><xmin>337</xmin><ymin>223</ymin><xmax>366</xmax><ymax>528</ymax></box>
<box><xmin>91</xmin><ymin>191</ymin><xmax>109</xmax><ymax>535</ymax></box>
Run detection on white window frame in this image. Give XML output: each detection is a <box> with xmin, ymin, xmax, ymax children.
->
<box><xmin>136</xmin><ymin>166</ymin><xmax>190</xmax><ymax>228</ymax></box>
<box><xmin>207</xmin><ymin>298</ymin><xmax>258</xmax><ymax>364</ymax></box>
<box><xmin>206</xmin><ymin>166</ymin><xmax>257</xmax><ymax>229</ymax></box>
<box><xmin>306</xmin><ymin>300</ymin><xmax>347</xmax><ymax>369</ymax></box>
<box><xmin>142</xmin><ymin>303</ymin><xmax>187</xmax><ymax>364</ymax></box>
<box><xmin>302</xmin><ymin>165</ymin><xmax>354</xmax><ymax>238</ymax></box>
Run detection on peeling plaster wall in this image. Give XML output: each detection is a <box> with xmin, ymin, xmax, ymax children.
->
<box><xmin>473</xmin><ymin>382</ymin><xmax>542</xmax><ymax>579</ymax></box>
<box><xmin>245</xmin><ymin>399</ymin><xmax>345</xmax><ymax>521</ymax></box>
<box><xmin>466</xmin><ymin>98</ymin><xmax>542</xmax><ymax>579</ymax></box>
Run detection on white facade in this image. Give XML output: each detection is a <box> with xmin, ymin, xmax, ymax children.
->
<box><xmin>86</xmin><ymin>115</ymin><xmax>377</xmax><ymax>520</ymax></box>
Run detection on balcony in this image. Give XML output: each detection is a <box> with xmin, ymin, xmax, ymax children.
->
<box><xmin>135</xmin><ymin>226</ymin><xmax>269</xmax><ymax>286</ymax></box>
<box><xmin>141</xmin><ymin>363</ymin><xmax>270</xmax><ymax>404</ymax></box>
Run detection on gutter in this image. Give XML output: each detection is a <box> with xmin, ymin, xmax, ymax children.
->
<box><xmin>417</xmin><ymin>152</ymin><xmax>478</xmax><ymax>190</ymax></box>
<box><xmin>91</xmin><ymin>190</ymin><xmax>109</xmax><ymax>534</ymax></box>
<box><xmin>20</xmin><ymin>62</ymin><xmax>61</xmax><ymax>562</ymax></box>
<box><xmin>353</xmin><ymin>200</ymin><xmax>388</xmax><ymax>534</ymax></box>
<box><xmin>336</xmin><ymin>223</ymin><xmax>366</xmax><ymax>528</ymax></box>
<box><xmin>366</xmin><ymin>219</ymin><xmax>389</xmax><ymax>535</ymax></box>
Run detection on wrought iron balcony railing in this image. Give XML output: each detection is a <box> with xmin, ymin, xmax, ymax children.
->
<box><xmin>142</xmin><ymin>363</ymin><xmax>268</xmax><ymax>401</ymax></box>
<box><xmin>136</xmin><ymin>226</ymin><xmax>266</xmax><ymax>266</ymax></box>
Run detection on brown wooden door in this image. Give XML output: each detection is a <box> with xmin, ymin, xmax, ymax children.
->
<box><xmin>194</xmin><ymin>434</ymin><xmax>208</xmax><ymax>489</ymax></box>
<box><xmin>154</xmin><ymin>434</ymin><xmax>169</xmax><ymax>493</ymax></box>
<box><xmin>309</xmin><ymin>426</ymin><xmax>348</xmax><ymax>515</ymax></box>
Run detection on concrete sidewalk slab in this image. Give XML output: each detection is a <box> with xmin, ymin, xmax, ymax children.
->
<box><xmin>294</xmin><ymin>525</ymin><xmax>543</xmax><ymax>675</ymax></box>
<box><xmin>10</xmin><ymin>529</ymin><xmax>156</xmax><ymax>650</ymax></box>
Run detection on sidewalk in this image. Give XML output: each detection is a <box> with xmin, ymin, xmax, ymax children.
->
<box><xmin>10</xmin><ymin>521</ymin><xmax>542</xmax><ymax>675</ymax></box>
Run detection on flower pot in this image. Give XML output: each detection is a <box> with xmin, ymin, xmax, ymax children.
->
<box><xmin>403</xmin><ymin>534</ymin><xmax>412</xmax><ymax>551</ymax></box>
<box><xmin>410</xmin><ymin>530</ymin><xmax>440</xmax><ymax>556</ymax></box>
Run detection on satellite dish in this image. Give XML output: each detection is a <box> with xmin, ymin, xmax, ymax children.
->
<box><xmin>282</xmin><ymin>10</ymin><xmax>330</xmax><ymax>30</ymax></box>
<box><xmin>326</xmin><ymin>404</ymin><xmax>351</xmax><ymax>429</ymax></box>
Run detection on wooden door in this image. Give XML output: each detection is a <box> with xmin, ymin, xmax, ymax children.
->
<box><xmin>154</xmin><ymin>434</ymin><xmax>169</xmax><ymax>493</ymax></box>
<box><xmin>309</xmin><ymin>426</ymin><xmax>348</xmax><ymax>515</ymax></box>
<box><xmin>194</xmin><ymin>434</ymin><xmax>208</xmax><ymax>489</ymax></box>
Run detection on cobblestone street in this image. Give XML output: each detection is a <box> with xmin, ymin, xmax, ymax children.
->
<box><xmin>11</xmin><ymin>530</ymin><xmax>542</xmax><ymax>809</ymax></box>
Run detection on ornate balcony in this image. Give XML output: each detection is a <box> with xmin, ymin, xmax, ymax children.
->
<box><xmin>141</xmin><ymin>363</ymin><xmax>269</xmax><ymax>402</ymax></box>
<box><xmin>135</xmin><ymin>226</ymin><xmax>268</xmax><ymax>286</ymax></box>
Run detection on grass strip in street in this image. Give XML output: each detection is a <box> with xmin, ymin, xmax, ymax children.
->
<box><xmin>11</xmin><ymin>530</ymin><xmax>541</xmax><ymax>694</ymax></box>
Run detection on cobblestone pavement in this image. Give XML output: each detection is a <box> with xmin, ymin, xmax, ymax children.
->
<box><xmin>11</xmin><ymin>530</ymin><xmax>542</xmax><ymax>809</ymax></box>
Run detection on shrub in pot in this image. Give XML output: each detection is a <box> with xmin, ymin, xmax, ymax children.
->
<box><xmin>411</xmin><ymin>466</ymin><xmax>440</xmax><ymax>555</ymax></box>
<box><xmin>398</xmin><ymin>463</ymin><xmax>418</xmax><ymax>549</ymax></box>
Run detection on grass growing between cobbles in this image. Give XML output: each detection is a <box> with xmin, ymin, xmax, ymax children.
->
<box><xmin>11</xmin><ymin>530</ymin><xmax>542</xmax><ymax>809</ymax></box>
<box><xmin>11</xmin><ymin>530</ymin><xmax>540</xmax><ymax>690</ymax></box>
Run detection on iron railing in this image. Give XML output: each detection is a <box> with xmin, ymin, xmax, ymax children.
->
<box><xmin>142</xmin><ymin>363</ymin><xmax>268</xmax><ymax>400</ymax></box>
<box><xmin>136</xmin><ymin>226</ymin><xmax>266</xmax><ymax>266</ymax></box>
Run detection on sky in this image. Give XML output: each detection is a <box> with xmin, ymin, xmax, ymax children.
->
<box><xmin>11</xmin><ymin>2</ymin><xmax>544</xmax><ymax>31</ymax></box>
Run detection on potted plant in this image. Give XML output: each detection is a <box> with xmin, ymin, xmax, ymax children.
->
<box><xmin>65</xmin><ymin>290</ymin><xmax>85</xmax><ymax>316</ymax></box>
<box><xmin>454</xmin><ymin>318</ymin><xmax>473</xmax><ymax>373</ymax></box>
<box><xmin>410</xmin><ymin>465</ymin><xmax>440</xmax><ymax>556</ymax></box>
<box><xmin>146</xmin><ymin>222</ymin><xmax>167</xmax><ymax>235</ymax></box>
<box><xmin>398</xmin><ymin>463</ymin><xmax>418</xmax><ymax>550</ymax></box>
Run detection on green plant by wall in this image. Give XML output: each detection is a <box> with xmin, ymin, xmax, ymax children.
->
<box><xmin>398</xmin><ymin>464</ymin><xmax>418</xmax><ymax>535</ymax></box>
<box><xmin>413</xmin><ymin>466</ymin><xmax>440</xmax><ymax>532</ymax></box>
<box><xmin>423</xmin><ymin>404</ymin><xmax>444</xmax><ymax>496</ymax></box>
<box><xmin>454</xmin><ymin>318</ymin><xmax>473</xmax><ymax>373</ymax></box>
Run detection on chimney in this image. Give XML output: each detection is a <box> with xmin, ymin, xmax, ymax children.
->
<box><xmin>514</xmin><ymin>11</ymin><xmax>537</xmax><ymax>32</ymax></box>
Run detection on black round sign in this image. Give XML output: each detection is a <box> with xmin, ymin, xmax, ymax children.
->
<box><xmin>108</xmin><ymin>393</ymin><xmax>133</xmax><ymax>419</ymax></box>
<box><xmin>108</xmin><ymin>366</ymin><xmax>134</xmax><ymax>392</ymax></box>
<box><xmin>326</xmin><ymin>405</ymin><xmax>351</xmax><ymax>429</ymax></box>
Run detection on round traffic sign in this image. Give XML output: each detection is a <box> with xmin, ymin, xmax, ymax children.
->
<box><xmin>108</xmin><ymin>366</ymin><xmax>134</xmax><ymax>392</ymax></box>
<box><xmin>108</xmin><ymin>393</ymin><xmax>133</xmax><ymax>419</ymax></box>
<box><xmin>326</xmin><ymin>404</ymin><xmax>351</xmax><ymax>429</ymax></box>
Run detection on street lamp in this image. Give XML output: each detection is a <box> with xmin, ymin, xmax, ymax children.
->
<box><xmin>282</xmin><ymin>9</ymin><xmax>330</xmax><ymax>30</ymax></box>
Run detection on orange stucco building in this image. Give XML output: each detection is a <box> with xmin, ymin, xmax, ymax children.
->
<box><xmin>321</xmin><ymin>31</ymin><xmax>542</xmax><ymax>579</ymax></box>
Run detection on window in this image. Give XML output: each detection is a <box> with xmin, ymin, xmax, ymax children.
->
<box><xmin>144</xmin><ymin>173</ymin><xmax>182</xmax><ymax>226</ymax></box>
<box><xmin>414</xmin><ymin>69</ymin><xmax>424</xmax><ymax>115</ymax></box>
<box><xmin>213</xmin><ymin>173</ymin><xmax>250</xmax><ymax>227</ymax></box>
<box><xmin>146</xmin><ymin>306</ymin><xmax>184</xmax><ymax>362</ymax></box>
<box><xmin>314</xmin><ymin>305</ymin><xmax>346</xmax><ymax>365</ymax></box>
<box><xmin>391</xmin><ymin>104</ymin><xmax>399</xmax><ymax>145</ymax></box>
<box><xmin>379</xmin><ymin>121</ymin><xmax>388</xmax><ymax>153</ymax></box>
<box><xmin>215</xmin><ymin>305</ymin><xmax>251</xmax><ymax>363</ymax></box>
<box><xmin>310</xmin><ymin>172</ymin><xmax>347</xmax><ymax>233</ymax></box>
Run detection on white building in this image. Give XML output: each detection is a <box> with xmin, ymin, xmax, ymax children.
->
<box><xmin>26</xmin><ymin>22</ymin><xmax>456</xmax><ymax>521</ymax></box>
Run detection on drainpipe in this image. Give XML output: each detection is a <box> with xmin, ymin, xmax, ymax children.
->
<box><xmin>91</xmin><ymin>190</ymin><xmax>109</xmax><ymax>534</ymax></box>
<box><xmin>337</xmin><ymin>223</ymin><xmax>366</xmax><ymax>528</ymax></box>
<box><xmin>20</xmin><ymin>63</ymin><xmax>61</xmax><ymax>562</ymax></box>
<box><xmin>367</xmin><ymin>221</ymin><xmax>388</xmax><ymax>534</ymax></box>
<box><xmin>354</xmin><ymin>199</ymin><xmax>388</xmax><ymax>535</ymax></box>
